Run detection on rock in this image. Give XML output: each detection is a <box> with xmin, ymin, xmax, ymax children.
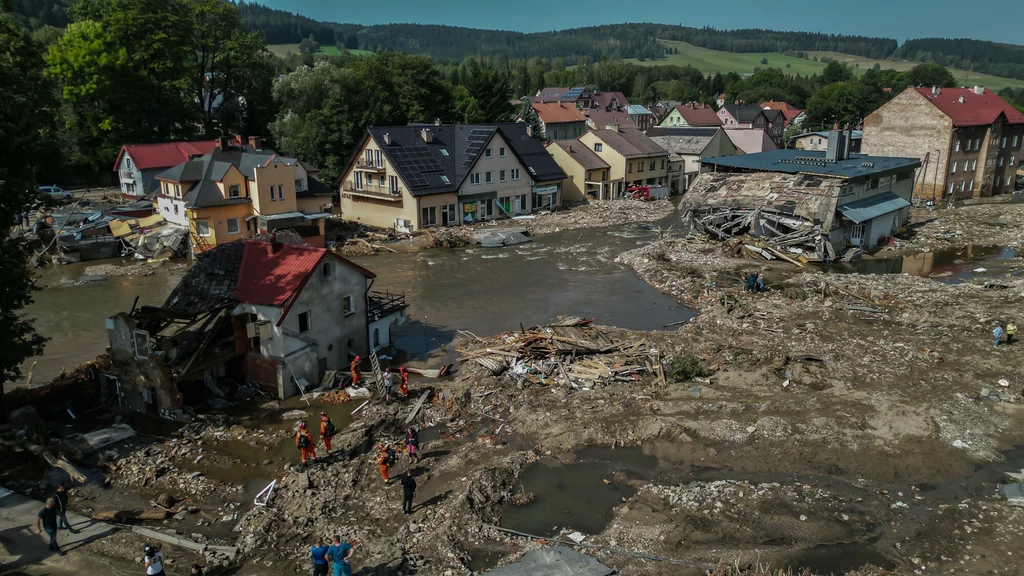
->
<box><xmin>156</xmin><ymin>493</ymin><xmax>176</xmax><ymax>508</ymax></box>
<box><xmin>746</xmin><ymin>426</ymin><xmax>757</xmax><ymax>433</ymax></box>
<box><xmin>952</xmin><ymin>439</ymin><xmax>970</xmax><ymax>449</ymax></box>
<box><xmin>408</xmin><ymin>523</ymin><xmax>419</xmax><ymax>533</ymax></box>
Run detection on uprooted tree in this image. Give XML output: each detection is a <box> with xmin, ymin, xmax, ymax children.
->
<box><xmin>0</xmin><ymin>13</ymin><xmax>51</xmax><ymax>419</ymax></box>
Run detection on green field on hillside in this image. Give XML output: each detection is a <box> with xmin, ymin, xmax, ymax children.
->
<box><xmin>627</xmin><ymin>40</ymin><xmax>1024</xmax><ymax>90</ymax></box>
<box><xmin>268</xmin><ymin>44</ymin><xmax>373</xmax><ymax>58</ymax></box>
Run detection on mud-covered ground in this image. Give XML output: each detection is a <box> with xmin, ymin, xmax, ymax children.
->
<box><xmin>11</xmin><ymin>202</ymin><xmax>1024</xmax><ymax>575</ymax></box>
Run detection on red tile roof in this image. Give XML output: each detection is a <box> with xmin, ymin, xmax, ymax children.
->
<box><xmin>915</xmin><ymin>87</ymin><xmax>1024</xmax><ymax>127</ymax></box>
<box><xmin>232</xmin><ymin>241</ymin><xmax>375</xmax><ymax>322</ymax></box>
<box><xmin>531</xmin><ymin>102</ymin><xmax>587</xmax><ymax>124</ymax></box>
<box><xmin>781</xmin><ymin>109</ymin><xmax>804</xmax><ymax>123</ymax></box>
<box><xmin>584</xmin><ymin>108</ymin><xmax>638</xmax><ymax>130</ymax></box>
<box><xmin>593</xmin><ymin>91</ymin><xmax>630</xmax><ymax>110</ymax></box>
<box><xmin>760</xmin><ymin>101</ymin><xmax>799</xmax><ymax>112</ymax></box>
<box><xmin>113</xmin><ymin>140</ymin><xmax>218</xmax><ymax>171</ymax></box>
<box><xmin>673</xmin><ymin>104</ymin><xmax>723</xmax><ymax>126</ymax></box>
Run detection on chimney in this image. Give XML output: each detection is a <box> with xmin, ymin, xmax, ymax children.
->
<box><xmin>421</xmin><ymin>129</ymin><xmax>433</xmax><ymax>143</ymax></box>
<box><xmin>844</xmin><ymin>124</ymin><xmax>853</xmax><ymax>160</ymax></box>
<box><xmin>973</xmin><ymin>85</ymin><xmax>984</xmax><ymax>95</ymax></box>
<box><xmin>931</xmin><ymin>86</ymin><xmax>940</xmax><ymax>96</ymax></box>
<box><xmin>216</xmin><ymin>137</ymin><xmax>229</xmax><ymax>150</ymax></box>
<box><xmin>434</xmin><ymin>118</ymin><xmax>442</xmax><ymax>126</ymax></box>
<box><xmin>607</xmin><ymin>122</ymin><xmax>619</xmax><ymax>132</ymax></box>
<box><xmin>384</xmin><ymin>133</ymin><xmax>391</xmax><ymax>145</ymax></box>
<box><xmin>526</xmin><ymin>125</ymin><xmax>534</xmax><ymax>137</ymax></box>
<box><xmin>248</xmin><ymin>136</ymin><xmax>261</xmax><ymax>150</ymax></box>
<box><xmin>826</xmin><ymin>129</ymin><xmax>842</xmax><ymax>161</ymax></box>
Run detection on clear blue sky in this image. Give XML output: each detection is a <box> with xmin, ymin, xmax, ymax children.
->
<box><xmin>259</xmin><ymin>0</ymin><xmax>1021</xmax><ymax>44</ymax></box>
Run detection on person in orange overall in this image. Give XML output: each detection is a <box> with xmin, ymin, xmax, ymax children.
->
<box><xmin>398</xmin><ymin>367</ymin><xmax>410</xmax><ymax>399</ymax></box>
<box><xmin>349</xmin><ymin>356</ymin><xmax>362</xmax><ymax>385</ymax></box>
<box><xmin>295</xmin><ymin>421</ymin><xmax>317</xmax><ymax>464</ymax></box>
<box><xmin>319</xmin><ymin>411</ymin><xmax>336</xmax><ymax>455</ymax></box>
<box><xmin>376</xmin><ymin>444</ymin><xmax>390</xmax><ymax>483</ymax></box>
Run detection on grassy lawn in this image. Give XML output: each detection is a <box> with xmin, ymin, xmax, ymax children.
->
<box><xmin>627</xmin><ymin>40</ymin><xmax>1024</xmax><ymax>91</ymax></box>
<box><xmin>267</xmin><ymin>44</ymin><xmax>373</xmax><ymax>58</ymax></box>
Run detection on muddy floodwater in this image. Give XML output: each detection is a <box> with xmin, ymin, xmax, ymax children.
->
<box><xmin>15</xmin><ymin>219</ymin><xmax>692</xmax><ymax>387</ymax></box>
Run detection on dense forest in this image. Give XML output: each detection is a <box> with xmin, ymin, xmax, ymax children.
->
<box><xmin>643</xmin><ymin>25</ymin><xmax>898</xmax><ymax>59</ymax></box>
<box><xmin>897</xmin><ymin>38</ymin><xmax>1024</xmax><ymax>82</ymax></box>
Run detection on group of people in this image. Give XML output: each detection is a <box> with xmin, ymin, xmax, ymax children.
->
<box><xmin>141</xmin><ymin>542</ymin><xmax>205</xmax><ymax>576</ymax></box>
<box><xmin>349</xmin><ymin>357</ymin><xmax>411</xmax><ymax>402</ymax></box>
<box><xmin>993</xmin><ymin>321</ymin><xmax>1018</xmax><ymax>347</ymax></box>
<box><xmin>374</xmin><ymin>427</ymin><xmax>422</xmax><ymax>482</ymax></box>
<box><xmin>744</xmin><ymin>272</ymin><xmax>767</xmax><ymax>293</ymax></box>
<box><xmin>294</xmin><ymin>411</ymin><xmax>340</xmax><ymax>465</ymax></box>
<box><xmin>34</xmin><ymin>482</ymin><xmax>76</xmax><ymax>556</ymax></box>
<box><xmin>311</xmin><ymin>535</ymin><xmax>357</xmax><ymax>576</ymax></box>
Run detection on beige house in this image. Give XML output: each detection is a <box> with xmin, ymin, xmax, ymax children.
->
<box><xmin>338</xmin><ymin>123</ymin><xmax>566</xmax><ymax>232</ymax></box>
<box><xmin>546</xmin><ymin>141</ymin><xmax>611</xmax><ymax>202</ymax></box>
<box><xmin>575</xmin><ymin>126</ymin><xmax>670</xmax><ymax>199</ymax></box>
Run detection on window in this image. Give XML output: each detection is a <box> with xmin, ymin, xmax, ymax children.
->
<box><xmin>485</xmin><ymin>148</ymin><xmax>492</xmax><ymax>158</ymax></box>
<box><xmin>342</xmin><ymin>295</ymin><xmax>355</xmax><ymax>315</ymax></box>
<box><xmin>960</xmin><ymin>180</ymin><xmax>966</xmax><ymax>192</ymax></box>
<box><xmin>594</xmin><ymin>143</ymin><xmax>603</xmax><ymax>152</ymax></box>
<box><xmin>440</xmin><ymin>149</ymin><xmax>449</xmax><ymax>157</ymax></box>
<box><xmin>196</xmin><ymin>220</ymin><xmax>210</xmax><ymax>237</ymax></box>
<box><xmin>969</xmin><ymin>179</ymin><xmax>974</xmax><ymax>191</ymax></box>
<box><xmin>440</xmin><ymin>175</ymin><xmax>450</xmax><ymax>184</ymax></box>
<box><xmin>661</xmin><ymin>159</ymin><xmax>665</xmax><ymax>170</ymax></box>
<box><xmin>950</xmin><ymin>161</ymin><xmax>957</xmax><ymax>174</ymax></box>
<box><xmin>441</xmin><ymin>203</ymin><xmax>457</xmax><ymax>226</ymax></box>
<box><xmin>515</xmin><ymin>194</ymin><xmax>529</xmax><ymax>212</ymax></box>
<box><xmin>954</xmin><ymin>139</ymin><xmax>960</xmax><ymax>152</ymax></box>
<box><xmin>389</xmin><ymin>175</ymin><xmax>399</xmax><ymax>194</ymax></box>
<box><xmin>485</xmin><ymin>171</ymin><xmax>492</xmax><ymax>184</ymax></box>
<box><xmin>365</xmin><ymin>149</ymin><xmax>373</xmax><ymax>165</ymax></box>
<box><xmin>649</xmin><ymin>161</ymin><xmax>656</xmax><ymax>171</ymax></box>
<box><xmin>295</xmin><ymin>179</ymin><xmax>304</xmax><ymax>192</ymax></box>
<box><xmin>511</xmin><ymin>168</ymin><xmax>520</xmax><ymax>180</ymax></box>
<box><xmin>174</xmin><ymin>204</ymin><xmax>179</xmax><ymax>215</ymax></box>
<box><xmin>229</xmin><ymin>184</ymin><xmax>240</xmax><ymax>198</ymax></box>
<box><xmin>1002</xmin><ymin>137</ymin><xmax>1007</xmax><ymax>148</ymax></box>
<box><xmin>126</xmin><ymin>157</ymin><xmax>133</xmax><ymax>170</ymax></box>
<box><xmin>421</xmin><ymin>205</ymin><xmax>437</xmax><ymax>227</ymax></box>
<box><xmin>499</xmin><ymin>147</ymin><xmax>506</xmax><ymax>157</ymax></box>
<box><xmin>999</xmin><ymin>156</ymin><xmax>1004</xmax><ymax>167</ymax></box>
<box><xmin>948</xmin><ymin>181</ymin><xmax>955</xmax><ymax>195</ymax></box>
<box><xmin>972</xmin><ymin>159</ymin><xmax>977</xmax><ymax>171</ymax></box>
<box><xmin>470</xmin><ymin>173</ymin><xmax>480</xmax><ymax>185</ymax></box>
<box><xmin>500</xmin><ymin>170</ymin><xmax>506</xmax><ymax>182</ymax></box>
<box><xmin>378</xmin><ymin>174</ymin><xmax>385</xmax><ymax>186</ymax></box>
<box><xmin>298</xmin><ymin>311</ymin><xmax>311</xmax><ymax>333</ymax></box>
<box><xmin>354</xmin><ymin>172</ymin><xmax>363</xmax><ymax>190</ymax></box>
<box><xmin>638</xmin><ymin>162</ymin><xmax>644</xmax><ymax>173</ymax></box>
<box><xmin>226</xmin><ymin>218</ymin><xmax>240</xmax><ymax>234</ymax></box>
<box><xmin>375</xmin><ymin>149</ymin><xmax>383</xmax><ymax>168</ymax></box>
<box><xmin>322</xmin><ymin>262</ymin><xmax>332</xmax><ymax>279</ymax></box>
<box><xmin>974</xmin><ymin>138</ymin><xmax>980</xmax><ymax>150</ymax></box>
<box><xmin>1014</xmin><ymin>136</ymin><xmax>1019</xmax><ymax>148</ymax></box>
<box><xmin>602</xmin><ymin>170</ymin><xmax>608</xmax><ymax>180</ymax></box>
<box><xmin>628</xmin><ymin>163</ymin><xmax>633</xmax><ymax>174</ymax></box>
<box><xmin>1011</xmin><ymin>155</ymin><xmax>1016</xmax><ymax>166</ymax></box>
<box><xmin>269</xmin><ymin>186</ymin><xmax>276</xmax><ymax>201</ymax></box>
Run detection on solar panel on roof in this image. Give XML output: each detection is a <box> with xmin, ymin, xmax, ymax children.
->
<box><xmin>562</xmin><ymin>87</ymin><xmax>584</xmax><ymax>100</ymax></box>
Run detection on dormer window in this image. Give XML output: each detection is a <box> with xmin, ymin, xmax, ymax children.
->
<box><xmin>440</xmin><ymin>149</ymin><xmax>449</xmax><ymax>157</ymax></box>
<box><xmin>228</xmin><ymin>184</ymin><xmax>240</xmax><ymax>198</ymax></box>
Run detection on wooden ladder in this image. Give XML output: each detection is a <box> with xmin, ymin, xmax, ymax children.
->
<box><xmin>369</xmin><ymin>350</ymin><xmax>386</xmax><ymax>397</ymax></box>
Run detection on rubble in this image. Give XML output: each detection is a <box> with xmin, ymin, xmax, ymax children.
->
<box><xmin>901</xmin><ymin>203</ymin><xmax>1024</xmax><ymax>251</ymax></box>
<box><xmin>526</xmin><ymin>199</ymin><xmax>676</xmax><ymax>236</ymax></box>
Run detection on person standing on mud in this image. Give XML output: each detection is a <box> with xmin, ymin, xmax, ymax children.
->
<box><xmin>295</xmin><ymin>421</ymin><xmax>317</xmax><ymax>464</ymax></box>
<box><xmin>376</xmin><ymin>444</ymin><xmax>390</xmax><ymax>483</ymax></box>
<box><xmin>400</xmin><ymin>471</ymin><xmax>417</xmax><ymax>515</ymax></box>
<box><xmin>383</xmin><ymin>367</ymin><xmax>394</xmax><ymax>402</ymax></box>
<box><xmin>1008</xmin><ymin>321</ymin><xmax>1017</xmax><ymax>345</ymax></box>
<box><xmin>398</xmin><ymin>367</ymin><xmax>410</xmax><ymax>398</ymax></box>
<box><xmin>320</xmin><ymin>412</ymin><xmax>337</xmax><ymax>456</ymax></box>
<box><xmin>994</xmin><ymin>323</ymin><xmax>1005</xmax><ymax>348</ymax></box>
<box><xmin>405</xmin><ymin>427</ymin><xmax>421</xmax><ymax>464</ymax></box>
<box><xmin>349</xmin><ymin>355</ymin><xmax>362</xmax><ymax>386</ymax></box>
<box><xmin>53</xmin><ymin>481</ymin><xmax>78</xmax><ymax>534</ymax></box>
<box><xmin>311</xmin><ymin>536</ymin><xmax>330</xmax><ymax>576</ymax></box>
<box><xmin>327</xmin><ymin>534</ymin><xmax>356</xmax><ymax>576</ymax></box>
<box><xmin>34</xmin><ymin>497</ymin><xmax>63</xmax><ymax>555</ymax></box>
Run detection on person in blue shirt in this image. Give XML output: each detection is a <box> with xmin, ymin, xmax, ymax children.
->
<box><xmin>311</xmin><ymin>537</ymin><xmax>330</xmax><ymax>576</ymax></box>
<box><xmin>326</xmin><ymin>534</ymin><xmax>356</xmax><ymax>576</ymax></box>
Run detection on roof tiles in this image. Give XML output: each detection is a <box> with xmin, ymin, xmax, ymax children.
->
<box><xmin>114</xmin><ymin>141</ymin><xmax>218</xmax><ymax>171</ymax></box>
<box><xmin>914</xmin><ymin>87</ymin><xmax>1024</xmax><ymax>127</ymax></box>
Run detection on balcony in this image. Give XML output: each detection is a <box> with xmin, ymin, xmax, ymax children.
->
<box><xmin>368</xmin><ymin>290</ymin><xmax>408</xmax><ymax>321</ymax></box>
<box><xmin>342</xmin><ymin>182</ymin><xmax>402</xmax><ymax>201</ymax></box>
<box><xmin>354</xmin><ymin>160</ymin><xmax>385</xmax><ymax>172</ymax></box>
<box><xmin>119</xmin><ymin>170</ymin><xmax>134</xmax><ymax>181</ymax></box>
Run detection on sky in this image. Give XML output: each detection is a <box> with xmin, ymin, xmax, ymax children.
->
<box><xmin>261</xmin><ymin>0</ymin><xmax>1022</xmax><ymax>44</ymax></box>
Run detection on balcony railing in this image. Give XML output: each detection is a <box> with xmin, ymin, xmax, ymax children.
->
<box><xmin>342</xmin><ymin>182</ymin><xmax>402</xmax><ymax>201</ymax></box>
<box><xmin>354</xmin><ymin>160</ymin><xmax>385</xmax><ymax>172</ymax></box>
<box><xmin>368</xmin><ymin>290</ymin><xmax>408</xmax><ymax>321</ymax></box>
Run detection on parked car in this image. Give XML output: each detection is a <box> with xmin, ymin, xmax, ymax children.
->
<box><xmin>40</xmin><ymin>185</ymin><xmax>73</xmax><ymax>203</ymax></box>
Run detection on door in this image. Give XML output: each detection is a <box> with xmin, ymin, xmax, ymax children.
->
<box><xmin>499</xmin><ymin>197</ymin><xmax>511</xmax><ymax>215</ymax></box>
<box><xmin>850</xmin><ymin>224</ymin><xmax>865</xmax><ymax>247</ymax></box>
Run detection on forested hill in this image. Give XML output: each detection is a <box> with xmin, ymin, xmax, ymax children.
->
<box><xmin>896</xmin><ymin>38</ymin><xmax>1024</xmax><ymax>81</ymax></box>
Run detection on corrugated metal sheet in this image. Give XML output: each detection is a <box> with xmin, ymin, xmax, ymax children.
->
<box><xmin>837</xmin><ymin>192</ymin><xmax>910</xmax><ymax>224</ymax></box>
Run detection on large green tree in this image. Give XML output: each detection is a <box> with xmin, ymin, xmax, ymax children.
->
<box><xmin>804</xmin><ymin>81</ymin><xmax>879</xmax><ymax>129</ymax></box>
<box><xmin>0</xmin><ymin>14</ymin><xmax>51</xmax><ymax>415</ymax></box>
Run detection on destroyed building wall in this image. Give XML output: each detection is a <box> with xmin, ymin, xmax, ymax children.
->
<box><xmin>105</xmin><ymin>313</ymin><xmax>186</xmax><ymax>419</ymax></box>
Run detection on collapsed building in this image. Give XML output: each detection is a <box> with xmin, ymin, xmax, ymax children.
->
<box><xmin>103</xmin><ymin>237</ymin><xmax>407</xmax><ymax>419</ymax></box>
<box><xmin>683</xmin><ymin>130</ymin><xmax>921</xmax><ymax>260</ymax></box>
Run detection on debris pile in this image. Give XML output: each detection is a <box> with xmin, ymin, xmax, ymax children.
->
<box><xmin>904</xmin><ymin>203</ymin><xmax>1024</xmax><ymax>250</ymax></box>
<box><xmin>526</xmin><ymin>199</ymin><xmax>676</xmax><ymax>236</ymax></box>
<box><xmin>457</xmin><ymin>319</ymin><xmax>666</xmax><ymax>389</ymax></box>
<box><xmin>426</xmin><ymin>227</ymin><xmax>473</xmax><ymax>248</ymax></box>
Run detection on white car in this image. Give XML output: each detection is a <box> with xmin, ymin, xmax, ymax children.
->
<box><xmin>40</xmin><ymin>185</ymin><xmax>74</xmax><ymax>203</ymax></box>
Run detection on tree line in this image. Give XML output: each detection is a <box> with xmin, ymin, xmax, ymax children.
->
<box><xmin>897</xmin><ymin>38</ymin><xmax>1024</xmax><ymax>81</ymax></box>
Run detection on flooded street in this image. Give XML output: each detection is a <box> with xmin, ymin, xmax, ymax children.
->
<box><xmin>14</xmin><ymin>216</ymin><xmax>691</xmax><ymax>388</ymax></box>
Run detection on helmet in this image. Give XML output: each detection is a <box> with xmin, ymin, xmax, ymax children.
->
<box><xmin>400</xmin><ymin>366</ymin><xmax>408</xmax><ymax>373</ymax></box>
<box><xmin>298</xmin><ymin>421</ymin><xmax>306</xmax><ymax>429</ymax></box>
<box><xmin>320</xmin><ymin>411</ymin><xmax>328</xmax><ymax>417</ymax></box>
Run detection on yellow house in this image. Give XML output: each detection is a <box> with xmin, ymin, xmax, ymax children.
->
<box><xmin>338</xmin><ymin>123</ymin><xmax>566</xmax><ymax>232</ymax></box>
<box><xmin>545</xmin><ymin>141</ymin><xmax>610</xmax><ymax>202</ymax></box>
<box><xmin>576</xmin><ymin>126</ymin><xmax>670</xmax><ymax>199</ymax></box>
<box><xmin>155</xmin><ymin>137</ymin><xmax>334</xmax><ymax>254</ymax></box>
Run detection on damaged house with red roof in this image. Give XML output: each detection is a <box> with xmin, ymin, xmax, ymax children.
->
<box><xmin>103</xmin><ymin>238</ymin><xmax>406</xmax><ymax>419</ymax></box>
<box><xmin>862</xmin><ymin>86</ymin><xmax>1024</xmax><ymax>201</ymax></box>
<box><xmin>114</xmin><ymin>140</ymin><xmax>219</xmax><ymax>200</ymax></box>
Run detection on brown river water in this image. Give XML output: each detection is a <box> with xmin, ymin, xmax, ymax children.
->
<box><xmin>14</xmin><ymin>217</ymin><xmax>692</xmax><ymax>387</ymax></box>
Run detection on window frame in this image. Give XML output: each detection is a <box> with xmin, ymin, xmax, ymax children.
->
<box><xmin>421</xmin><ymin>205</ymin><xmax>437</xmax><ymax>227</ymax></box>
<box><xmin>500</xmin><ymin>170</ymin><xmax>506</xmax><ymax>182</ymax></box>
<box><xmin>485</xmin><ymin>148</ymin><xmax>492</xmax><ymax>158</ymax></box>
<box><xmin>298</xmin><ymin>310</ymin><xmax>311</xmax><ymax>333</ymax></box>
<box><xmin>226</xmin><ymin>218</ymin><xmax>240</xmax><ymax>235</ymax></box>
<box><xmin>594</xmin><ymin>143</ymin><xmax>603</xmax><ymax>152</ymax></box>
<box><xmin>196</xmin><ymin>220</ymin><xmax>211</xmax><ymax>237</ymax></box>
<box><xmin>511</xmin><ymin>168</ymin><xmax>520</xmax><ymax>181</ymax></box>
<box><xmin>485</xmin><ymin>171</ymin><xmax>492</xmax><ymax>184</ymax></box>
<box><xmin>229</xmin><ymin>184</ymin><xmax>241</xmax><ymax>198</ymax></box>
<box><xmin>499</xmin><ymin>147</ymin><xmax>506</xmax><ymax>157</ymax></box>
<box><xmin>342</xmin><ymin>295</ymin><xmax>355</xmax><ymax>316</ymax></box>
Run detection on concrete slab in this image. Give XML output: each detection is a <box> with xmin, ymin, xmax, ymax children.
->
<box><xmin>475</xmin><ymin>228</ymin><xmax>532</xmax><ymax>248</ymax></box>
<box><xmin>483</xmin><ymin>546</ymin><xmax>615</xmax><ymax>576</ymax></box>
<box><xmin>999</xmin><ymin>482</ymin><xmax>1024</xmax><ymax>507</ymax></box>
<box><xmin>82</xmin><ymin>423</ymin><xmax>136</xmax><ymax>450</ymax></box>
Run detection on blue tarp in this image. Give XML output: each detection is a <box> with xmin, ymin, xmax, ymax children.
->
<box><xmin>837</xmin><ymin>192</ymin><xmax>910</xmax><ymax>224</ymax></box>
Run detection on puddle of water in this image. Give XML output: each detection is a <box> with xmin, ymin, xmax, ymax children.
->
<box><xmin>785</xmin><ymin>543</ymin><xmax>895</xmax><ymax>575</ymax></box>
<box><xmin>466</xmin><ymin>542</ymin><xmax>516</xmax><ymax>573</ymax></box>
<box><xmin>500</xmin><ymin>446</ymin><xmax>658</xmax><ymax>537</ymax></box>
<box><xmin>822</xmin><ymin>245</ymin><xmax>1017</xmax><ymax>283</ymax></box>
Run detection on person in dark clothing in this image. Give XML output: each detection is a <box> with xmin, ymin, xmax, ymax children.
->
<box><xmin>405</xmin><ymin>427</ymin><xmax>421</xmax><ymax>464</ymax></box>
<box><xmin>400</xmin><ymin>472</ymin><xmax>416</xmax><ymax>515</ymax></box>
<box><xmin>35</xmin><ymin>498</ymin><xmax>63</xmax><ymax>555</ymax></box>
<box><xmin>53</xmin><ymin>482</ymin><xmax>78</xmax><ymax>534</ymax></box>
<box><xmin>311</xmin><ymin>536</ymin><xmax>330</xmax><ymax>576</ymax></box>
<box><xmin>745</xmin><ymin>273</ymin><xmax>757</xmax><ymax>292</ymax></box>
<box><xmin>191</xmin><ymin>565</ymin><xmax>204</xmax><ymax>575</ymax></box>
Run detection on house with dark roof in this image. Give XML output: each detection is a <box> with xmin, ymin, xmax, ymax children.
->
<box><xmin>792</xmin><ymin>130</ymin><xmax>863</xmax><ymax>154</ymax></box>
<box><xmin>647</xmin><ymin>127</ymin><xmax>737</xmax><ymax>193</ymax></box>
<box><xmin>717</xmin><ymin>103</ymin><xmax>768</xmax><ymax>128</ymax></box>
<box><xmin>862</xmin><ymin>86</ymin><xmax>1024</xmax><ymax>201</ymax></box>
<box><xmin>154</xmin><ymin>137</ymin><xmax>335</xmax><ymax>255</ymax></box>
<box><xmin>338</xmin><ymin>123</ymin><xmax>566</xmax><ymax>232</ymax></box>
<box><xmin>113</xmin><ymin>139</ymin><xmax>218</xmax><ymax>200</ymax></box>
<box><xmin>593</xmin><ymin>91</ymin><xmax>630</xmax><ymax>111</ymax></box>
<box><xmin>106</xmin><ymin>238</ymin><xmax>405</xmax><ymax>414</ymax></box>
<box><xmin>522</xmin><ymin>102</ymin><xmax>588</xmax><ymax>140</ymax></box>
<box><xmin>761</xmin><ymin>101</ymin><xmax>806</xmax><ymax>127</ymax></box>
<box><xmin>626</xmin><ymin>105</ymin><xmax>655</xmax><ymax>131</ymax></box>
<box><xmin>545</xmin><ymin>140</ymin><xmax>611</xmax><ymax>202</ymax></box>
<box><xmin>583</xmin><ymin>108</ymin><xmax>638</xmax><ymax>131</ymax></box>
<box><xmin>687</xmin><ymin>136</ymin><xmax>922</xmax><ymax>257</ymax></box>
<box><xmin>576</xmin><ymin>126</ymin><xmax>670</xmax><ymax>199</ymax></box>
<box><xmin>533</xmin><ymin>87</ymin><xmax>596</xmax><ymax>109</ymax></box>
<box><xmin>659</xmin><ymin>103</ymin><xmax>723</xmax><ymax>128</ymax></box>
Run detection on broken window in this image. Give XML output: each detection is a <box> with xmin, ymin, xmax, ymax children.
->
<box><xmin>343</xmin><ymin>294</ymin><xmax>355</xmax><ymax>315</ymax></box>
<box><xmin>322</xmin><ymin>262</ymin><xmax>332</xmax><ymax>279</ymax></box>
<box><xmin>133</xmin><ymin>330</ymin><xmax>151</xmax><ymax>359</ymax></box>
<box><xmin>298</xmin><ymin>311</ymin><xmax>311</xmax><ymax>333</ymax></box>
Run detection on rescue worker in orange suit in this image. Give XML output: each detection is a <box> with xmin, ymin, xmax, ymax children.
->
<box><xmin>295</xmin><ymin>421</ymin><xmax>317</xmax><ymax>464</ymax></box>
<box><xmin>398</xmin><ymin>367</ymin><xmax>410</xmax><ymax>399</ymax></box>
<box><xmin>320</xmin><ymin>411</ymin><xmax>336</xmax><ymax>455</ymax></box>
<box><xmin>349</xmin><ymin>356</ymin><xmax>362</xmax><ymax>386</ymax></box>
<box><xmin>376</xmin><ymin>444</ymin><xmax>390</xmax><ymax>483</ymax></box>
